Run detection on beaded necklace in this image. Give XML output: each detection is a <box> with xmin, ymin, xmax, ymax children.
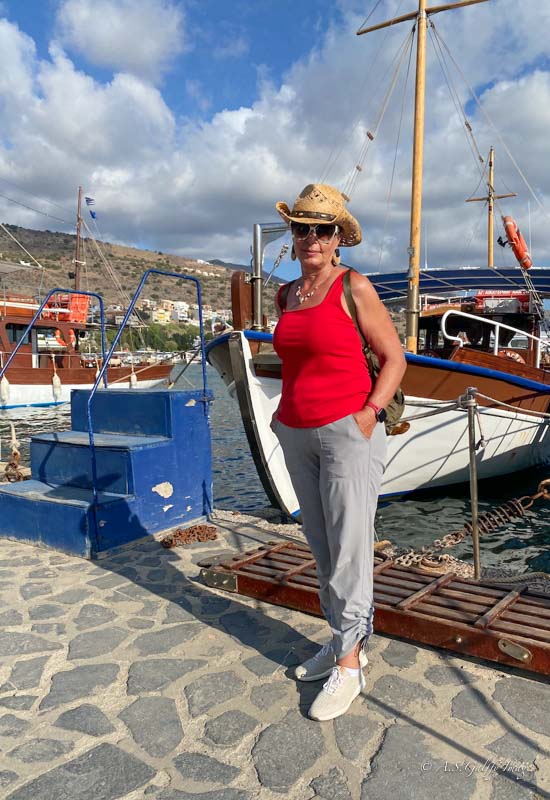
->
<box><xmin>295</xmin><ymin>273</ymin><xmax>331</xmax><ymax>304</ymax></box>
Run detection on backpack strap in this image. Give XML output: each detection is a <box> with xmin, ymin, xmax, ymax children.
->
<box><xmin>342</xmin><ymin>269</ymin><xmax>367</xmax><ymax>349</ymax></box>
<box><xmin>278</xmin><ymin>281</ymin><xmax>293</xmax><ymax>310</ymax></box>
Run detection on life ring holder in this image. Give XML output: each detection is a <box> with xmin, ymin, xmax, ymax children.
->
<box><xmin>502</xmin><ymin>216</ymin><xmax>532</xmax><ymax>270</ymax></box>
<box><xmin>54</xmin><ymin>329</ymin><xmax>67</xmax><ymax>347</ymax></box>
<box><xmin>498</xmin><ymin>349</ymin><xmax>526</xmax><ymax>365</ymax></box>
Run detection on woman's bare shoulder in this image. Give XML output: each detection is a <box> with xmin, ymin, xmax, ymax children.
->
<box><xmin>348</xmin><ymin>269</ymin><xmax>378</xmax><ymax>301</ymax></box>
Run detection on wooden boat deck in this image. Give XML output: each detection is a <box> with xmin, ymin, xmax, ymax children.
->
<box><xmin>199</xmin><ymin>541</ymin><xmax>550</xmax><ymax>676</ymax></box>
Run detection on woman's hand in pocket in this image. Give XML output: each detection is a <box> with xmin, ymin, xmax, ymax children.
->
<box><xmin>351</xmin><ymin>406</ymin><xmax>377</xmax><ymax>440</ymax></box>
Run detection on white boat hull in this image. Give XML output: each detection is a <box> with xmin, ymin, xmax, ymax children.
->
<box><xmin>208</xmin><ymin>332</ymin><xmax>550</xmax><ymax>517</ymax></box>
<box><xmin>0</xmin><ymin>377</ymin><xmax>167</xmax><ymax>410</ymax></box>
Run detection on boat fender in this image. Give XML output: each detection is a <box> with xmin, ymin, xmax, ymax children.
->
<box><xmin>130</xmin><ymin>370</ymin><xmax>138</xmax><ymax>388</ymax></box>
<box><xmin>0</xmin><ymin>376</ymin><xmax>10</xmax><ymax>404</ymax></box>
<box><xmin>502</xmin><ymin>216</ymin><xmax>532</xmax><ymax>270</ymax></box>
<box><xmin>52</xmin><ymin>372</ymin><xmax>62</xmax><ymax>400</ymax></box>
<box><xmin>54</xmin><ymin>329</ymin><xmax>67</xmax><ymax>347</ymax></box>
<box><xmin>68</xmin><ymin>328</ymin><xmax>76</xmax><ymax>348</ymax></box>
<box><xmin>498</xmin><ymin>349</ymin><xmax>526</xmax><ymax>365</ymax></box>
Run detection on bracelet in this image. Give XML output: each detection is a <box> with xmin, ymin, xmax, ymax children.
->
<box><xmin>364</xmin><ymin>401</ymin><xmax>381</xmax><ymax>414</ymax></box>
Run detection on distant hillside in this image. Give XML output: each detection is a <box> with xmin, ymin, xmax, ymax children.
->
<box><xmin>0</xmin><ymin>224</ymin><xmax>282</xmax><ymax>316</ymax></box>
<box><xmin>209</xmin><ymin>258</ymin><xmax>249</xmax><ymax>272</ymax></box>
<box><xmin>210</xmin><ymin>258</ymin><xmax>286</xmax><ymax>283</ymax></box>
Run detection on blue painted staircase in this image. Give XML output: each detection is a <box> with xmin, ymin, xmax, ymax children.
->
<box><xmin>0</xmin><ymin>388</ymin><xmax>213</xmax><ymax>558</ymax></box>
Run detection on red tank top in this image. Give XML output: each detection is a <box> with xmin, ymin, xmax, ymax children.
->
<box><xmin>273</xmin><ymin>272</ymin><xmax>372</xmax><ymax>428</ymax></box>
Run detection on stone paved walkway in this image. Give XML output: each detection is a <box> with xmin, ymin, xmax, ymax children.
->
<box><xmin>0</xmin><ymin>510</ymin><xmax>548</xmax><ymax>800</ymax></box>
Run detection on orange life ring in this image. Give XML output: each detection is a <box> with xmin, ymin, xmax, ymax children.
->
<box><xmin>54</xmin><ymin>328</ymin><xmax>67</xmax><ymax>347</ymax></box>
<box><xmin>498</xmin><ymin>349</ymin><xmax>526</xmax><ymax>365</ymax></box>
<box><xmin>68</xmin><ymin>328</ymin><xmax>76</xmax><ymax>348</ymax></box>
<box><xmin>502</xmin><ymin>215</ymin><xmax>532</xmax><ymax>269</ymax></box>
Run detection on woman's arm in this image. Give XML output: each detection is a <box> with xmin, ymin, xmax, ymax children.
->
<box><xmin>345</xmin><ymin>270</ymin><xmax>407</xmax><ymax>437</ymax></box>
<box><xmin>271</xmin><ymin>285</ymin><xmax>285</xmax><ymax>427</ymax></box>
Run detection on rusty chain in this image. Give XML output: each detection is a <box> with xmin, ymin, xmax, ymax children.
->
<box><xmin>389</xmin><ymin>478</ymin><xmax>550</xmax><ymax>577</ymax></box>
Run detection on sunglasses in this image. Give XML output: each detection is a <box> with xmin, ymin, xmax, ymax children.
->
<box><xmin>290</xmin><ymin>222</ymin><xmax>340</xmax><ymax>243</ymax></box>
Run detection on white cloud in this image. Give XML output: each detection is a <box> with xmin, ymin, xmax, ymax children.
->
<box><xmin>56</xmin><ymin>0</ymin><xmax>185</xmax><ymax>83</ymax></box>
<box><xmin>1</xmin><ymin>2</ymin><xmax>550</xmax><ymax>276</ymax></box>
<box><xmin>213</xmin><ymin>35</ymin><xmax>249</xmax><ymax>60</ymax></box>
<box><xmin>0</xmin><ymin>19</ymin><xmax>36</xmax><ymax>129</ymax></box>
<box><xmin>185</xmin><ymin>79</ymin><xmax>211</xmax><ymax>113</ymax></box>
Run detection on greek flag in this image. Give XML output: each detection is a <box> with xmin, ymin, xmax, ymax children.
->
<box><xmin>85</xmin><ymin>196</ymin><xmax>95</xmax><ymax>206</ymax></box>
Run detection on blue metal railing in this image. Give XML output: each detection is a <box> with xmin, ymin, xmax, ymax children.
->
<box><xmin>86</xmin><ymin>269</ymin><xmax>208</xmax><ymax>520</ymax></box>
<box><xmin>0</xmin><ymin>289</ymin><xmax>107</xmax><ymax>386</ymax></box>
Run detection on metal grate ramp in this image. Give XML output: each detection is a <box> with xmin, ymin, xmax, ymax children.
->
<box><xmin>199</xmin><ymin>541</ymin><xmax>550</xmax><ymax>676</ymax></box>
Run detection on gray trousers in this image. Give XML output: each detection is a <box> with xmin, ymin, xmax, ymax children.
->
<box><xmin>274</xmin><ymin>414</ymin><xmax>387</xmax><ymax>659</ymax></box>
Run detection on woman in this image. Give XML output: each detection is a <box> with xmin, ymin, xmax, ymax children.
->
<box><xmin>271</xmin><ymin>184</ymin><xmax>406</xmax><ymax>721</ymax></box>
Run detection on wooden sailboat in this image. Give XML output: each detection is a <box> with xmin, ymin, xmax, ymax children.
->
<box><xmin>206</xmin><ymin>0</ymin><xmax>550</xmax><ymax>516</ymax></box>
<box><xmin>0</xmin><ymin>187</ymin><xmax>172</xmax><ymax>409</ymax></box>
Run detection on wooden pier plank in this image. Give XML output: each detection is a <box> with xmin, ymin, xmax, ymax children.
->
<box><xmin>200</xmin><ymin>543</ymin><xmax>550</xmax><ymax>676</ymax></box>
<box><xmin>396</xmin><ymin>573</ymin><xmax>455</xmax><ymax>610</ymax></box>
<box><xmin>474</xmin><ymin>590</ymin><xmax>522</xmax><ymax>630</ymax></box>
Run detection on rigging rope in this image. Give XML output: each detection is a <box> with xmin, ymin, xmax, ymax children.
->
<box><xmin>81</xmin><ymin>220</ymin><xmax>147</xmax><ymax>348</ymax></box>
<box><xmin>464</xmin><ymin>160</ymin><xmax>489</xmax><ymax>205</ymax></box>
<box><xmin>357</xmin><ymin>0</ymin><xmax>385</xmax><ymax>31</ymax></box>
<box><xmin>429</xmin><ymin>21</ymin><xmax>485</xmax><ymax>176</ymax></box>
<box><xmin>430</xmin><ymin>23</ymin><xmax>550</xmax><ymax>228</ymax></box>
<box><xmin>320</xmin><ymin>14</ymin><xmax>411</xmax><ymax>189</ymax></box>
<box><xmin>263</xmin><ymin>243</ymin><xmax>289</xmax><ymax>287</ymax></box>
<box><xmin>521</xmin><ymin>268</ymin><xmax>545</xmax><ymax>322</ymax></box>
<box><xmin>342</xmin><ymin>26</ymin><xmax>416</xmax><ymax>200</ymax></box>
<box><xmin>0</xmin><ymin>191</ymin><xmax>68</xmax><ymax>224</ymax></box>
<box><xmin>456</xmin><ymin>200</ymin><xmax>487</xmax><ymax>267</ymax></box>
<box><xmin>429</xmin><ymin>18</ymin><xmax>550</xmax><ymax>302</ymax></box>
<box><xmin>376</xmin><ymin>27</ymin><xmax>415</xmax><ymax>270</ymax></box>
<box><xmin>473</xmin><ymin>391</ymin><xmax>550</xmax><ymax>418</ymax></box>
<box><xmin>0</xmin><ymin>222</ymin><xmax>45</xmax><ymax>270</ymax></box>
<box><xmin>0</xmin><ymin>176</ymin><xmax>71</xmax><ymax>215</ymax></box>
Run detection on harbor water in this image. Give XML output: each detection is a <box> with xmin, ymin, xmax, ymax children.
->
<box><xmin>2</xmin><ymin>363</ymin><xmax>549</xmax><ymax>575</ymax></box>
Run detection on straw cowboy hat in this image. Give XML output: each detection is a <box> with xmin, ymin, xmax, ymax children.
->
<box><xmin>276</xmin><ymin>183</ymin><xmax>362</xmax><ymax>247</ymax></box>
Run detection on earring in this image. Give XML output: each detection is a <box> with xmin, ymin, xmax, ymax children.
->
<box><xmin>291</xmin><ymin>245</ymin><xmax>296</xmax><ymax>261</ymax></box>
<box><xmin>331</xmin><ymin>248</ymin><xmax>341</xmax><ymax>266</ymax></box>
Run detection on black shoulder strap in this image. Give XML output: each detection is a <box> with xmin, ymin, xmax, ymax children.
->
<box><xmin>342</xmin><ymin>269</ymin><xmax>367</xmax><ymax>348</ymax></box>
<box><xmin>279</xmin><ymin>282</ymin><xmax>292</xmax><ymax>310</ymax></box>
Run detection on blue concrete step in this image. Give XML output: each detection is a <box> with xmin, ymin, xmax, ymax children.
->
<box><xmin>0</xmin><ymin>388</ymin><xmax>214</xmax><ymax>558</ymax></box>
<box><xmin>31</xmin><ymin>431</ymin><xmax>171</xmax><ymax>494</ymax></box>
<box><xmin>0</xmin><ymin>480</ymin><xmax>133</xmax><ymax>558</ymax></box>
<box><xmin>71</xmin><ymin>389</ymin><xmax>177</xmax><ymax>436</ymax></box>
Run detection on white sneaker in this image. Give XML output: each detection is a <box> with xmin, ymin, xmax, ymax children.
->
<box><xmin>308</xmin><ymin>666</ymin><xmax>366</xmax><ymax>721</ymax></box>
<box><xmin>295</xmin><ymin>641</ymin><xmax>368</xmax><ymax>682</ymax></box>
<box><xmin>295</xmin><ymin>641</ymin><xmax>335</xmax><ymax>682</ymax></box>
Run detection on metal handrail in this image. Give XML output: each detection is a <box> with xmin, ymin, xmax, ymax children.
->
<box><xmin>85</xmin><ymin>269</ymin><xmax>207</xmax><ymax>535</ymax></box>
<box><xmin>0</xmin><ymin>288</ymin><xmax>107</xmax><ymax>383</ymax></box>
<box><xmin>252</xmin><ymin>222</ymin><xmax>288</xmax><ymax>330</ymax></box>
<box><xmin>441</xmin><ymin>309</ymin><xmax>543</xmax><ymax>368</ymax></box>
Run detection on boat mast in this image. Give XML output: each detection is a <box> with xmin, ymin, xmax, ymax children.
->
<box><xmin>466</xmin><ymin>147</ymin><xmax>516</xmax><ymax>267</ymax></box>
<box><xmin>74</xmin><ymin>185</ymin><xmax>83</xmax><ymax>291</ymax></box>
<box><xmin>357</xmin><ymin>0</ymin><xmax>489</xmax><ymax>353</ymax></box>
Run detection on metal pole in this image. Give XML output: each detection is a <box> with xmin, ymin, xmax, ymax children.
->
<box><xmin>405</xmin><ymin>0</ymin><xmax>427</xmax><ymax>355</ymax></box>
<box><xmin>75</xmin><ymin>186</ymin><xmax>83</xmax><ymax>291</ymax></box>
<box><xmin>466</xmin><ymin>387</ymin><xmax>481</xmax><ymax>580</ymax></box>
<box><xmin>488</xmin><ymin>147</ymin><xmax>494</xmax><ymax>268</ymax></box>
<box><xmin>251</xmin><ymin>224</ymin><xmax>263</xmax><ymax>330</ymax></box>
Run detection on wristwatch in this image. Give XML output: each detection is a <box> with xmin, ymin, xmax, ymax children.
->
<box><xmin>365</xmin><ymin>401</ymin><xmax>387</xmax><ymax>423</ymax></box>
